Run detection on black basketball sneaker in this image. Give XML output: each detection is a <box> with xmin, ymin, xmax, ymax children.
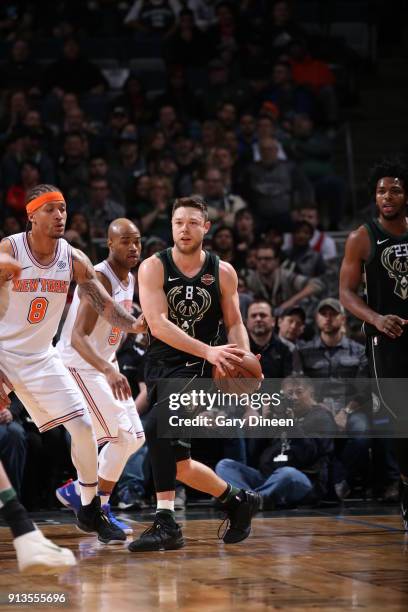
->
<box><xmin>219</xmin><ymin>490</ymin><xmax>261</xmax><ymax>544</ymax></box>
<box><xmin>77</xmin><ymin>496</ymin><xmax>126</xmax><ymax>544</ymax></box>
<box><xmin>128</xmin><ymin>512</ymin><xmax>185</xmax><ymax>552</ymax></box>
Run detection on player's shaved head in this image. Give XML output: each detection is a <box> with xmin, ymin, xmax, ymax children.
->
<box><xmin>108</xmin><ymin>218</ymin><xmax>140</xmax><ymax>239</ymax></box>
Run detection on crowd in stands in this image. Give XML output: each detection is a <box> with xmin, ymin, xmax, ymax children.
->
<box><xmin>0</xmin><ymin>1</ymin><xmax>397</xmax><ymax>512</ymax></box>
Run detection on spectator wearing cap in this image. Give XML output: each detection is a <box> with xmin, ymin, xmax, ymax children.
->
<box><xmin>283</xmin><ymin>204</ymin><xmax>337</xmax><ymax>261</ymax></box>
<box><xmin>246</xmin><ymin>299</ymin><xmax>293</xmax><ymax>379</ymax></box>
<box><xmin>298</xmin><ymin>298</ymin><xmax>371</xmax><ymax>499</ymax></box>
<box><xmin>241</xmin><ymin>136</ymin><xmax>313</xmax><ymax>232</ymax></box>
<box><xmin>282</xmin><ymin>220</ymin><xmax>326</xmax><ymax>278</ymax></box>
<box><xmin>82</xmin><ymin>177</ymin><xmax>125</xmax><ymax>239</ymax></box>
<box><xmin>102</xmin><ymin>106</ymin><xmax>130</xmax><ymax>157</ymax></box>
<box><xmin>245</xmin><ymin>244</ymin><xmax>323</xmax><ymax>318</ymax></box>
<box><xmin>203</xmin><ymin>166</ymin><xmax>246</xmax><ymax>227</ymax></box>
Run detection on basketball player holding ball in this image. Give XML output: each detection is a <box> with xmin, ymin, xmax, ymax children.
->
<box><xmin>129</xmin><ymin>196</ymin><xmax>261</xmax><ymax>552</ymax></box>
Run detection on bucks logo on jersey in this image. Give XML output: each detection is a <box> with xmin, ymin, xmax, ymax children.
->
<box><xmin>167</xmin><ymin>284</ymin><xmax>211</xmax><ymax>337</ymax></box>
<box><xmin>381</xmin><ymin>243</ymin><xmax>408</xmax><ymax>300</ymax></box>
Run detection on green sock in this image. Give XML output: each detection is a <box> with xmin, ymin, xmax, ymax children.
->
<box><xmin>218</xmin><ymin>483</ymin><xmax>241</xmax><ymax>504</ymax></box>
<box><xmin>0</xmin><ymin>487</ymin><xmax>17</xmax><ymax>508</ymax></box>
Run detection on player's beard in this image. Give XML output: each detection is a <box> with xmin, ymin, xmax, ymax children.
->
<box><xmin>174</xmin><ymin>237</ymin><xmax>202</xmax><ymax>255</ymax></box>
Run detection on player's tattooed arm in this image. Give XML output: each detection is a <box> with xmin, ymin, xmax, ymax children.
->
<box><xmin>0</xmin><ymin>240</ymin><xmax>21</xmax><ymax>288</ymax></box>
<box><xmin>71</xmin><ymin>248</ymin><xmax>143</xmax><ymax>333</ymax></box>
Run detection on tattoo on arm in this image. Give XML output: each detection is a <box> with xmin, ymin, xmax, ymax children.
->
<box><xmin>72</xmin><ymin>249</ymin><xmax>136</xmax><ymax>331</ymax></box>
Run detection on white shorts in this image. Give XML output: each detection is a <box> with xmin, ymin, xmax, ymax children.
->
<box><xmin>67</xmin><ymin>367</ymin><xmax>144</xmax><ymax>445</ymax></box>
<box><xmin>0</xmin><ymin>348</ymin><xmax>87</xmax><ymax>432</ymax></box>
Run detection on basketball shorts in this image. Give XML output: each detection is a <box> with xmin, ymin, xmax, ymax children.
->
<box><xmin>68</xmin><ymin>366</ymin><xmax>144</xmax><ymax>446</ymax></box>
<box><xmin>0</xmin><ymin>347</ymin><xmax>86</xmax><ymax>432</ymax></box>
<box><xmin>367</xmin><ymin>333</ymin><xmax>408</xmax><ymax>423</ymax></box>
<box><xmin>144</xmin><ymin>356</ymin><xmax>211</xmax><ymax>461</ymax></box>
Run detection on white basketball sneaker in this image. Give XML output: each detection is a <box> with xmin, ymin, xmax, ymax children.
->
<box><xmin>13</xmin><ymin>529</ymin><xmax>76</xmax><ymax>574</ymax></box>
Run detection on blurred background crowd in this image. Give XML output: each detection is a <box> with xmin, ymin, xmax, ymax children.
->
<box><xmin>0</xmin><ymin>0</ymin><xmax>407</xmax><ymax>513</ymax></box>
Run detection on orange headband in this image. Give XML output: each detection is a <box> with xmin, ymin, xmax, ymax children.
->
<box><xmin>26</xmin><ymin>192</ymin><xmax>66</xmax><ymax>215</ymax></box>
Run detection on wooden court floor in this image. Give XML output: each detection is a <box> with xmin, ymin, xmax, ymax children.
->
<box><xmin>1</xmin><ymin>509</ymin><xmax>408</xmax><ymax>611</ymax></box>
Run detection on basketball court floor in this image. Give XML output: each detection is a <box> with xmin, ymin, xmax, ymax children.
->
<box><xmin>1</xmin><ymin>504</ymin><xmax>408</xmax><ymax>611</ymax></box>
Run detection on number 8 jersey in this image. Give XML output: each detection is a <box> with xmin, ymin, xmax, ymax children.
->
<box><xmin>57</xmin><ymin>260</ymin><xmax>134</xmax><ymax>370</ymax></box>
<box><xmin>0</xmin><ymin>232</ymin><xmax>73</xmax><ymax>356</ymax></box>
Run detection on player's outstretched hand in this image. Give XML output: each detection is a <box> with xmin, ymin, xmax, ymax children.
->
<box><xmin>375</xmin><ymin>314</ymin><xmax>408</xmax><ymax>339</ymax></box>
<box><xmin>0</xmin><ymin>253</ymin><xmax>21</xmax><ymax>278</ymax></box>
<box><xmin>0</xmin><ymin>369</ymin><xmax>13</xmax><ymax>409</ymax></box>
<box><xmin>205</xmin><ymin>344</ymin><xmax>245</xmax><ymax>377</ymax></box>
<box><xmin>105</xmin><ymin>366</ymin><xmax>132</xmax><ymax>401</ymax></box>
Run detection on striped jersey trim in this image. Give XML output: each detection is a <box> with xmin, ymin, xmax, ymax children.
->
<box><xmin>23</xmin><ymin>232</ymin><xmax>61</xmax><ymax>269</ymax></box>
<box><xmin>39</xmin><ymin>408</ymin><xmax>85</xmax><ymax>432</ymax></box>
<box><xmin>8</xmin><ymin>236</ymin><xmax>18</xmax><ymax>260</ymax></box>
<box><xmin>69</xmin><ymin>367</ymin><xmax>112</xmax><ymax>438</ymax></box>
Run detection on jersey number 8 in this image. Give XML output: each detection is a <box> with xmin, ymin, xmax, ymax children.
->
<box><xmin>27</xmin><ymin>297</ymin><xmax>49</xmax><ymax>324</ymax></box>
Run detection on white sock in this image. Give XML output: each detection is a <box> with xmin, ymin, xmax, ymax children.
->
<box><xmin>99</xmin><ymin>493</ymin><xmax>110</xmax><ymax>507</ymax></box>
<box><xmin>79</xmin><ymin>485</ymin><xmax>97</xmax><ymax>506</ymax></box>
<box><xmin>156</xmin><ymin>500</ymin><xmax>174</xmax><ymax>512</ymax></box>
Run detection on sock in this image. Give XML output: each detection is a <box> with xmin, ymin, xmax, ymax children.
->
<box><xmin>218</xmin><ymin>483</ymin><xmax>242</xmax><ymax>506</ymax></box>
<box><xmin>0</xmin><ymin>486</ymin><xmax>17</xmax><ymax>508</ymax></box>
<box><xmin>156</xmin><ymin>500</ymin><xmax>175</xmax><ymax>519</ymax></box>
<box><xmin>79</xmin><ymin>482</ymin><xmax>98</xmax><ymax>506</ymax></box>
<box><xmin>0</xmin><ymin>496</ymin><xmax>36</xmax><ymax>539</ymax></box>
<box><xmin>98</xmin><ymin>491</ymin><xmax>111</xmax><ymax>507</ymax></box>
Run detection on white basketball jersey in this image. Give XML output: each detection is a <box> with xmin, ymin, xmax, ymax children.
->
<box><xmin>57</xmin><ymin>260</ymin><xmax>134</xmax><ymax>370</ymax></box>
<box><xmin>0</xmin><ymin>232</ymin><xmax>73</xmax><ymax>356</ymax></box>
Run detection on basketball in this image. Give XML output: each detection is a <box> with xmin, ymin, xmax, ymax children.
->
<box><xmin>212</xmin><ymin>351</ymin><xmax>263</xmax><ymax>394</ymax></box>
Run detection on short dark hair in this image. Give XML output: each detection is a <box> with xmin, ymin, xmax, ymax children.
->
<box><xmin>256</xmin><ymin>242</ymin><xmax>277</xmax><ymax>257</ymax></box>
<box><xmin>247</xmin><ymin>298</ymin><xmax>274</xmax><ymax>316</ymax></box>
<box><xmin>369</xmin><ymin>157</ymin><xmax>408</xmax><ymax>196</ymax></box>
<box><xmin>172</xmin><ymin>196</ymin><xmax>208</xmax><ymax>220</ymax></box>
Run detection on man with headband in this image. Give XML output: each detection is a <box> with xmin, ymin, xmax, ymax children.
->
<box><xmin>0</xmin><ymin>184</ymin><xmax>145</xmax><ymax>545</ymax></box>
